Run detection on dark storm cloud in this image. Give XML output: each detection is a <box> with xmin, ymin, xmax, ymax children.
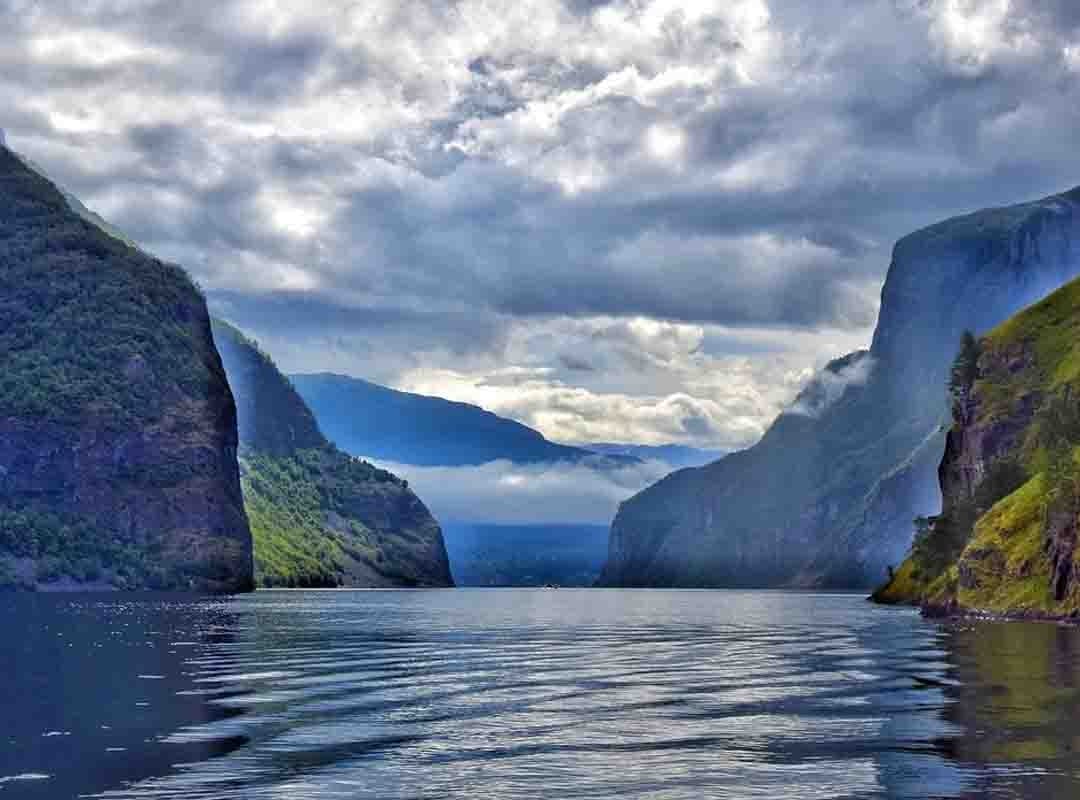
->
<box><xmin>208</xmin><ymin>288</ymin><xmax>514</xmax><ymax>387</ymax></box>
<box><xmin>211</xmin><ymin>289</ymin><xmax>509</xmax><ymax>358</ymax></box>
<box><xmin>561</xmin><ymin>0</ymin><xmax>619</xmax><ymax>15</ymax></box>
<box><xmin>559</xmin><ymin>353</ymin><xmax>597</xmax><ymax>372</ymax></box>
<box><xmin>220</xmin><ymin>30</ymin><xmax>331</xmax><ymax>102</ymax></box>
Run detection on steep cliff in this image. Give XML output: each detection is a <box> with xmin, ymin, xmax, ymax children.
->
<box><xmin>0</xmin><ymin>145</ymin><xmax>252</xmax><ymax>592</ymax></box>
<box><xmin>212</xmin><ymin>321</ymin><xmax>454</xmax><ymax>588</ymax></box>
<box><xmin>600</xmin><ymin>186</ymin><xmax>1080</xmax><ymax>588</ymax></box>
<box><xmin>874</xmin><ymin>277</ymin><xmax>1080</xmax><ymax>618</ymax></box>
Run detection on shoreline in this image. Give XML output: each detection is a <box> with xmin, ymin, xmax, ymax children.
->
<box><xmin>869</xmin><ymin>593</ymin><xmax>1080</xmax><ymax>625</ymax></box>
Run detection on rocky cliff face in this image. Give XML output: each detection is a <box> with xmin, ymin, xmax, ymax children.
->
<box><xmin>874</xmin><ymin>276</ymin><xmax>1080</xmax><ymax>617</ymax></box>
<box><xmin>0</xmin><ymin>145</ymin><xmax>252</xmax><ymax>592</ymax></box>
<box><xmin>212</xmin><ymin>320</ymin><xmax>454</xmax><ymax>588</ymax></box>
<box><xmin>600</xmin><ymin>186</ymin><xmax>1080</xmax><ymax>588</ymax></box>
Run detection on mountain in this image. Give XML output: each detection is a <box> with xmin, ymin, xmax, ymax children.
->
<box><xmin>585</xmin><ymin>443</ymin><xmax>725</xmax><ymax>469</ymax></box>
<box><xmin>212</xmin><ymin>321</ymin><xmax>453</xmax><ymax>588</ymax></box>
<box><xmin>0</xmin><ymin>144</ymin><xmax>252</xmax><ymax>592</ymax></box>
<box><xmin>600</xmin><ymin>186</ymin><xmax>1080</xmax><ymax>589</ymax></box>
<box><xmin>290</xmin><ymin>372</ymin><xmax>620</xmax><ymax>466</ymax></box>
<box><xmin>442</xmin><ymin>523</ymin><xmax>609</xmax><ymax>586</ymax></box>
<box><xmin>874</xmin><ymin>277</ymin><xmax>1080</xmax><ymax>618</ymax></box>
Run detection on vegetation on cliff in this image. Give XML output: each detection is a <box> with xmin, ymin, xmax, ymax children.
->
<box><xmin>874</xmin><ymin>277</ymin><xmax>1080</xmax><ymax>617</ymax></box>
<box><xmin>0</xmin><ymin>145</ymin><xmax>253</xmax><ymax>592</ymax></box>
<box><xmin>0</xmin><ymin>149</ymin><xmax>215</xmax><ymax>429</ymax></box>
<box><xmin>212</xmin><ymin>320</ymin><xmax>454</xmax><ymax>588</ymax></box>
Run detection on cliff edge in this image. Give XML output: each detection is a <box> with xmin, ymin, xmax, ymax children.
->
<box><xmin>0</xmin><ymin>145</ymin><xmax>253</xmax><ymax>592</ymax></box>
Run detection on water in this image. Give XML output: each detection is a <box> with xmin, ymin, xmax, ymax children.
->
<box><xmin>3</xmin><ymin>590</ymin><xmax>1080</xmax><ymax>799</ymax></box>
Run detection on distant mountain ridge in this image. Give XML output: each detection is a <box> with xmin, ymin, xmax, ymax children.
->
<box><xmin>584</xmin><ymin>443</ymin><xmax>725</xmax><ymax>469</ymax></box>
<box><xmin>290</xmin><ymin>372</ymin><xmax>636</xmax><ymax>467</ymax></box>
<box><xmin>213</xmin><ymin>322</ymin><xmax>454</xmax><ymax>588</ymax></box>
<box><xmin>600</xmin><ymin>185</ymin><xmax>1080</xmax><ymax>589</ymax></box>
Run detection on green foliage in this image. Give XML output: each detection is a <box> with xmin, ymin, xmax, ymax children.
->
<box><xmin>243</xmin><ymin>447</ymin><xmax>394</xmax><ymax>588</ymax></box>
<box><xmin>872</xmin><ymin>558</ymin><xmax>920</xmax><ymax>604</ymax></box>
<box><xmin>0</xmin><ymin>147</ymin><xmax>219</xmax><ymax>429</ymax></box>
<box><xmin>955</xmin><ymin>475</ymin><xmax>1070</xmax><ymax>614</ymax></box>
<box><xmin>242</xmin><ymin>445</ymin><xmax>447</xmax><ymax>588</ymax></box>
<box><xmin>884</xmin><ymin>454</ymin><xmax>1029</xmax><ymax>604</ymax></box>
<box><xmin>0</xmin><ymin>508</ymin><xmax>193</xmax><ymax>588</ymax></box>
<box><xmin>215</xmin><ymin>318</ymin><xmax>450</xmax><ymax>588</ymax></box>
<box><xmin>1032</xmin><ymin>390</ymin><xmax>1080</xmax><ymax>515</ymax></box>
<box><xmin>881</xmin><ymin>277</ymin><xmax>1080</xmax><ymax>613</ymax></box>
<box><xmin>948</xmin><ymin>330</ymin><xmax>981</xmax><ymax>406</ymax></box>
<box><xmin>978</xmin><ymin>276</ymin><xmax>1080</xmax><ymax>424</ymax></box>
<box><xmin>0</xmin><ymin>147</ymin><xmax>252</xmax><ymax>593</ymax></box>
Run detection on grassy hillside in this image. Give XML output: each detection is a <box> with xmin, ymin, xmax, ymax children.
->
<box><xmin>212</xmin><ymin>321</ymin><xmax>453</xmax><ymax>588</ymax></box>
<box><xmin>241</xmin><ymin>447</ymin><xmax>449</xmax><ymax>587</ymax></box>
<box><xmin>875</xmin><ymin>277</ymin><xmax>1080</xmax><ymax>617</ymax></box>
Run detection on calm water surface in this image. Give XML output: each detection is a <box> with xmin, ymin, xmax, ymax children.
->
<box><xmin>3</xmin><ymin>589</ymin><xmax>1080</xmax><ymax>799</ymax></box>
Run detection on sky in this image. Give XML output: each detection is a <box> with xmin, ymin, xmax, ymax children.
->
<box><xmin>2</xmin><ymin>0</ymin><xmax>1079</xmax><ymax>455</ymax></box>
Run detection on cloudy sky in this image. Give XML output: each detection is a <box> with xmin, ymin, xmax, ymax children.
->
<box><xmin>3</xmin><ymin>0</ymin><xmax>1079</xmax><ymax>452</ymax></box>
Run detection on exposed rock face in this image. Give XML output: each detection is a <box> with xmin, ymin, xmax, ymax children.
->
<box><xmin>212</xmin><ymin>320</ymin><xmax>454</xmax><ymax>588</ymax></box>
<box><xmin>600</xmin><ymin>186</ymin><xmax>1080</xmax><ymax>588</ymax></box>
<box><xmin>0</xmin><ymin>145</ymin><xmax>252</xmax><ymax>592</ymax></box>
<box><xmin>874</xmin><ymin>277</ymin><xmax>1080</xmax><ymax>617</ymax></box>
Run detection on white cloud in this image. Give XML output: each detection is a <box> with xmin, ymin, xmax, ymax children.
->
<box><xmin>378</xmin><ymin>458</ymin><xmax>672</xmax><ymax>525</ymax></box>
<box><xmin>785</xmin><ymin>353</ymin><xmax>875</xmax><ymax>418</ymax></box>
<box><xmin>1066</xmin><ymin>45</ymin><xmax>1080</xmax><ymax>71</ymax></box>
<box><xmin>391</xmin><ymin>314</ymin><xmax>872</xmax><ymax>449</ymax></box>
<box><xmin>923</xmin><ymin>0</ymin><xmax>1038</xmax><ymax>77</ymax></box>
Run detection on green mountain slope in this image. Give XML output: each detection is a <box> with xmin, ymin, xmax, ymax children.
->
<box><xmin>212</xmin><ymin>321</ymin><xmax>454</xmax><ymax>588</ymax></box>
<box><xmin>0</xmin><ymin>144</ymin><xmax>252</xmax><ymax>592</ymax></box>
<box><xmin>874</xmin><ymin>276</ymin><xmax>1080</xmax><ymax>618</ymax></box>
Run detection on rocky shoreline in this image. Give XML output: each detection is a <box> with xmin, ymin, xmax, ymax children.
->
<box><xmin>875</xmin><ymin>593</ymin><xmax>1080</xmax><ymax>625</ymax></box>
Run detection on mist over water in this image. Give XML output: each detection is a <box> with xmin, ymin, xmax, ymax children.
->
<box><xmin>5</xmin><ymin>591</ymin><xmax>1080</xmax><ymax>799</ymax></box>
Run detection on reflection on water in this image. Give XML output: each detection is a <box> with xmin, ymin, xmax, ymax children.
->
<box><xmin>2</xmin><ymin>590</ymin><xmax>1079</xmax><ymax>799</ymax></box>
<box><xmin>942</xmin><ymin>621</ymin><xmax>1080</xmax><ymax>798</ymax></box>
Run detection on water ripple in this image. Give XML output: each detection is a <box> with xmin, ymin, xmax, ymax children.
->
<box><xmin>86</xmin><ymin>590</ymin><xmax>980</xmax><ymax>800</ymax></box>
